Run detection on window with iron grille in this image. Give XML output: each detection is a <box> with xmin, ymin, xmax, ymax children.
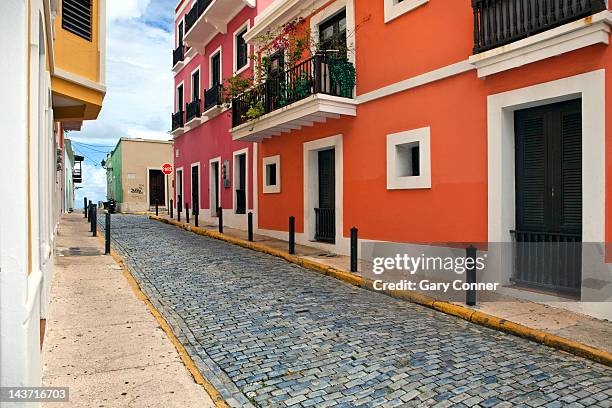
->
<box><xmin>62</xmin><ymin>0</ymin><xmax>92</xmax><ymax>41</ymax></box>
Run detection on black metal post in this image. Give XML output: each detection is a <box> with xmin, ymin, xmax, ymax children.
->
<box><xmin>289</xmin><ymin>216</ymin><xmax>295</xmax><ymax>255</ymax></box>
<box><xmin>105</xmin><ymin>212</ymin><xmax>111</xmax><ymax>255</ymax></box>
<box><xmin>186</xmin><ymin>203</ymin><xmax>190</xmax><ymax>224</ymax></box>
<box><xmin>87</xmin><ymin>201</ymin><xmax>92</xmax><ymax>222</ymax></box>
<box><xmin>466</xmin><ymin>245</ymin><xmax>477</xmax><ymax>306</ymax></box>
<box><xmin>194</xmin><ymin>206</ymin><xmax>199</xmax><ymax>227</ymax></box>
<box><xmin>247</xmin><ymin>212</ymin><xmax>253</xmax><ymax>242</ymax></box>
<box><xmin>170</xmin><ymin>199</ymin><xmax>174</xmax><ymax>219</ymax></box>
<box><xmin>155</xmin><ymin>199</ymin><xmax>159</xmax><ymax>216</ymax></box>
<box><xmin>218</xmin><ymin>206</ymin><xmax>223</xmax><ymax>233</ymax></box>
<box><xmin>89</xmin><ymin>204</ymin><xmax>94</xmax><ymax>230</ymax></box>
<box><xmin>92</xmin><ymin>206</ymin><xmax>97</xmax><ymax>237</ymax></box>
<box><xmin>177</xmin><ymin>195</ymin><xmax>182</xmax><ymax>222</ymax></box>
<box><xmin>84</xmin><ymin>197</ymin><xmax>88</xmax><ymax>218</ymax></box>
<box><xmin>350</xmin><ymin>227</ymin><xmax>358</xmax><ymax>272</ymax></box>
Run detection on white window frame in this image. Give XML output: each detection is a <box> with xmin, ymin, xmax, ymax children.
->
<box><xmin>384</xmin><ymin>0</ymin><xmax>428</xmax><ymax>24</ymax></box>
<box><xmin>175</xmin><ymin>80</ymin><xmax>185</xmax><ymax>112</ymax></box>
<box><xmin>232</xmin><ymin>148</ymin><xmax>249</xmax><ymax>213</ymax></box>
<box><xmin>176</xmin><ymin>17</ymin><xmax>185</xmax><ymax>48</ymax></box>
<box><xmin>310</xmin><ymin>0</ymin><xmax>356</xmax><ymax>65</ymax></box>
<box><xmin>233</xmin><ymin>20</ymin><xmax>251</xmax><ymax>75</ymax></box>
<box><xmin>190</xmin><ymin>66</ymin><xmax>201</xmax><ymax>102</ymax></box>
<box><xmin>386</xmin><ymin>127</ymin><xmax>431</xmax><ymax>190</ymax></box>
<box><xmin>262</xmin><ymin>155</ymin><xmax>281</xmax><ymax>194</ymax></box>
<box><xmin>208</xmin><ymin>45</ymin><xmax>223</xmax><ymax>88</ymax></box>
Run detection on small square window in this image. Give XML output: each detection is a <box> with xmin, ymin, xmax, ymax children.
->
<box><xmin>387</xmin><ymin>127</ymin><xmax>431</xmax><ymax>190</ymax></box>
<box><xmin>263</xmin><ymin>155</ymin><xmax>281</xmax><ymax>194</ymax></box>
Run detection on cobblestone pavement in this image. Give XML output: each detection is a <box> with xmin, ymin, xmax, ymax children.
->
<box><xmin>105</xmin><ymin>214</ymin><xmax>612</xmax><ymax>408</ymax></box>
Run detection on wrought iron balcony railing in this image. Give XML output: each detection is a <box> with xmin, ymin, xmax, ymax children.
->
<box><xmin>204</xmin><ymin>84</ymin><xmax>223</xmax><ymax>112</ymax></box>
<box><xmin>185</xmin><ymin>0</ymin><xmax>213</xmax><ymax>33</ymax></box>
<box><xmin>173</xmin><ymin>44</ymin><xmax>185</xmax><ymax>66</ymax></box>
<box><xmin>232</xmin><ymin>54</ymin><xmax>355</xmax><ymax>128</ymax></box>
<box><xmin>472</xmin><ymin>0</ymin><xmax>607</xmax><ymax>54</ymax></box>
<box><xmin>172</xmin><ymin>111</ymin><xmax>184</xmax><ymax>131</ymax></box>
<box><xmin>186</xmin><ymin>99</ymin><xmax>201</xmax><ymax>123</ymax></box>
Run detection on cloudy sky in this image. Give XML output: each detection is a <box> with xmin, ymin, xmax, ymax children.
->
<box><xmin>70</xmin><ymin>0</ymin><xmax>175</xmax><ymax>207</ymax></box>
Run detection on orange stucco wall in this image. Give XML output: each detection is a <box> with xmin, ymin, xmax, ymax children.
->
<box><xmin>257</xmin><ymin>1</ymin><xmax>612</xmax><ymax>245</ymax></box>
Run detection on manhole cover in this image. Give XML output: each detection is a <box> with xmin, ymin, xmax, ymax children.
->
<box><xmin>57</xmin><ymin>247</ymin><xmax>102</xmax><ymax>257</ymax></box>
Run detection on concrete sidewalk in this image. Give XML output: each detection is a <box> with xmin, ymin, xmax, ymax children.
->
<box><xmin>154</xmin><ymin>212</ymin><xmax>612</xmax><ymax>356</ymax></box>
<box><xmin>42</xmin><ymin>213</ymin><xmax>214</xmax><ymax>407</ymax></box>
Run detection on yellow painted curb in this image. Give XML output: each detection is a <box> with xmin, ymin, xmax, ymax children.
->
<box><xmin>96</xmin><ymin>232</ymin><xmax>230</xmax><ymax>408</ymax></box>
<box><xmin>148</xmin><ymin>216</ymin><xmax>612</xmax><ymax>368</ymax></box>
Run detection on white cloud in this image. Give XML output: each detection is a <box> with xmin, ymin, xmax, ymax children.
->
<box><xmin>107</xmin><ymin>0</ymin><xmax>151</xmax><ymax>22</ymax></box>
<box><xmin>75</xmin><ymin>163</ymin><xmax>108</xmax><ymax>208</ymax></box>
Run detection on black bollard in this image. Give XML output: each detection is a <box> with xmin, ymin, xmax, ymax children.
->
<box><xmin>92</xmin><ymin>206</ymin><xmax>97</xmax><ymax>237</ymax></box>
<box><xmin>84</xmin><ymin>197</ymin><xmax>88</xmax><ymax>218</ymax></box>
<box><xmin>89</xmin><ymin>204</ymin><xmax>94</xmax><ymax>230</ymax></box>
<box><xmin>194</xmin><ymin>206</ymin><xmax>199</xmax><ymax>227</ymax></box>
<box><xmin>105</xmin><ymin>212</ymin><xmax>111</xmax><ymax>255</ymax></box>
<box><xmin>170</xmin><ymin>199</ymin><xmax>174</xmax><ymax>219</ymax></box>
<box><xmin>186</xmin><ymin>203</ymin><xmax>190</xmax><ymax>224</ymax></box>
<box><xmin>466</xmin><ymin>245</ymin><xmax>477</xmax><ymax>306</ymax></box>
<box><xmin>350</xmin><ymin>227</ymin><xmax>358</xmax><ymax>272</ymax></box>
<box><xmin>155</xmin><ymin>199</ymin><xmax>159</xmax><ymax>216</ymax></box>
<box><xmin>87</xmin><ymin>201</ymin><xmax>92</xmax><ymax>223</ymax></box>
<box><xmin>289</xmin><ymin>216</ymin><xmax>295</xmax><ymax>255</ymax></box>
<box><xmin>218</xmin><ymin>206</ymin><xmax>223</xmax><ymax>233</ymax></box>
<box><xmin>247</xmin><ymin>212</ymin><xmax>253</xmax><ymax>242</ymax></box>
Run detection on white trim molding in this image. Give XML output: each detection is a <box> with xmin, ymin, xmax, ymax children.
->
<box><xmin>487</xmin><ymin>70</ymin><xmax>605</xmax><ymax>300</ymax></box>
<box><xmin>209</xmin><ymin>157</ymin><xmax>222</xmax><ymax>216</ymax></box>
<box><xmin>384</xmin><ymin>0</ymin><xmax>428</xmax><ymax>24</ymax></box>
<box><xmin>231</xmin><ymin>94</ymin><xmax>357</xmax><ymax>142</ymax></box>
<box><xmin>470</xmin><ymin>10</ymin><xmax>612</xmax><ymax>78</ymax></box>
<box><xmin>208</xmin><ymin>45</ymin><xmax>222</xmax><ymax>88</ymax></box>
<box><xmin>303</xmin><ymin>134</ymin><xmax>346</xmax><ymax>254</ymax></box>
<box><xmin>190</xmin><ymin>161</ymin><xmax>201</xmax><ymax>211</ymax></box>
<box><xmin>386</xmin><ymin>127</ymin><xmax>432</xmax><ymax>190</ymax></box>
<box><xmin>233</xmin><ymin>19</ymin><xmax>251</xmax><ymax>75</ymax></box>
<box><xmin>232</xmin><ymin>148</ymin><xmax>250</xmax><ymax>211</ymax></box>
<box><xmin>262</xmin><ymin>155</ymin><xmax>281</xmax><ymax>194</ymax></box>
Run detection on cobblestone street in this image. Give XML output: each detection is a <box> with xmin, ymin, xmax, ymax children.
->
<box><xmin>107</xmin><ymin>215</ymin><xmax>612</xmax><ymax>408</ymax></box>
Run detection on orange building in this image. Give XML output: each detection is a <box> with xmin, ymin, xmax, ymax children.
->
<box><xmin>225</xmin><ymin>0</ymin><xmax>612</xmax><ymax>315</ymax></box>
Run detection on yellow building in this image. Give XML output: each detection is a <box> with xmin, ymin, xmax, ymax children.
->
<box><xmin>0</xmin><ymin>0</ymin><xmax>106</xmax><ymax>396</ymax></box>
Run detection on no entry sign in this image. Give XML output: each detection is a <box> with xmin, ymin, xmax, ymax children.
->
<box><xmin>162</xmin><ymin>163</ymin><xmax>173</xmax><ymax>175</ymax></box>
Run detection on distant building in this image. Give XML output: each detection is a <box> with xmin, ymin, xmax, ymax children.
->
<box><xmin>62</xmin><ymin>139</ymin><xmax>84</xmax><ymax>212</ymax></box>
<box><xmin>105</xmin><ymin>138</ymin><xmax>174</xmax><ymax>212</ymax></box>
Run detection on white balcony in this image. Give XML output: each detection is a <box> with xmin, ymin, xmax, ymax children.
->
<box><xmin>184</xmin><ymin>0</ymin><xmax>255</xmax><ymax>54</ymax></box>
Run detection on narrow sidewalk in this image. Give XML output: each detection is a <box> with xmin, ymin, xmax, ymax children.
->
<box><xmin>42</xmin><ymin>212</ymin><xmax>215</xmax><ymax>408</ymax></box>
<box><xmin>152</xmin><ymin>212</ymin><xmax>612</xmax><ymax>357</ymax></box>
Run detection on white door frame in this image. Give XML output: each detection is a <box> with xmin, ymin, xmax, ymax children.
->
<box><xmin>303</xmin><ymin>134</ymin><xmax>345</xmax><ymax>253</ymax></box>
<box><xmin>487</xmin><ymin>70</ymin><xmax>605</xmax><ymax>297</ymax></box>
<box><xmin>233</xmin><ymin>148</ymin><xmax>249</xmax><ymax>213</ymax></box>
<box><xmin>175</xmin><ymin>167</ymin><xmax>184</xmax><ymax>210</ymax></box>
<box><xmin>209</xmin><ymin>157</ymin><xmax>222</xmax><ymax>217</ymax></box>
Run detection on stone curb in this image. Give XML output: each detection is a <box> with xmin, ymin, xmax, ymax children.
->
<box><xmin>150</xmin><ymin>215</ymin><xmax>612</xmax><ymax>368</ymax></box>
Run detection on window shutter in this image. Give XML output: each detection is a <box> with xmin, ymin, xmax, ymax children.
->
<box><xmin>515</xmin><ymin>114</ymin><xmax>547</xmax><ymax>231</ymax></box>
<box><xmin>559</xmin><ymin>110</ymin><xmax>582</xmax><ymax>233</ymax></box>
<box><xmin>62</xmin><ymin>0</ymin><xmax>92</xmax><ymax>41</ymax></box>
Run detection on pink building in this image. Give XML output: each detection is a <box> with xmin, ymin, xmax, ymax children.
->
<box><xmin>171</xmin><ymin>0</ymin><xmax>272</xmax><ymax>228</ymax></box>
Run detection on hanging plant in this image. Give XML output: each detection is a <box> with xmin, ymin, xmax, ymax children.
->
<box><xmin>329</xmin><ymin>58</ymin><xmax>356</xmax><ymax>98</ymax></box>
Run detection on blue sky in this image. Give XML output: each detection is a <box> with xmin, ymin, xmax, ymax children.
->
<box><xmin>69</xmin><ymin>0</ymin><xmax>175</xmax><ymax>207</ymax></box>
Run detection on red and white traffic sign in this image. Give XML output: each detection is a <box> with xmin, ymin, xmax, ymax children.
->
<box><xmin>162</xmin><ymin>163</ymin><xmax>173</xmax><ymax>175</ymax></box>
